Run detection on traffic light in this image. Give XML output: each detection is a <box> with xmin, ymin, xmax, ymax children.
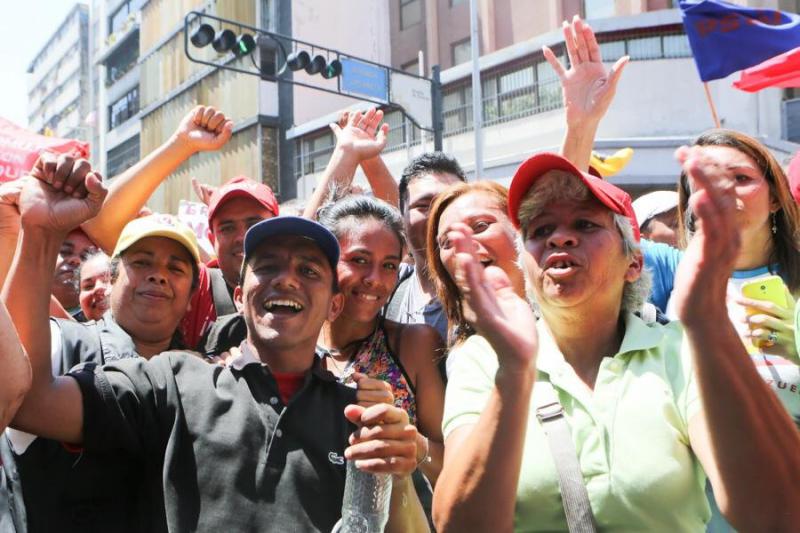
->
<box><xmin>190</xmin><ymin>25</ymin><xmax>257</xmax><ymax>58</ymax></box>
<box><xmin>212</xmin><ymin>29</ymin><xmax>236</xmax><ymax>53</ymax></box>
<box><xmin>283</xmin><ymin>51</ymin><xmax>341</xmax><ymax>79</ymax></box>
<box><xmin>234</xmin><ymin>34</ymin><xmax>256</xmax><ymax>57</ymax></box>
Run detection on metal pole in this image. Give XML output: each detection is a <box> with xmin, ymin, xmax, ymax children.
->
<box><xmin>432</xmin><ymin>65</ymin><xmax>443</xmax><ymax>151</ymax></box>
<box><xmin>469</xmin><ymin>0</ymin><xmax>483</xmax><ymax>180</ymax></box>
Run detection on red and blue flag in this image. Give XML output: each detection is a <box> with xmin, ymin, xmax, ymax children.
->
<box><xmin>679</xmin><ymin>0</ymin><xmax>800</xmax><ymax>82</ymax></box>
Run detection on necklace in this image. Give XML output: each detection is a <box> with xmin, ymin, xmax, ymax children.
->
<box><xmin>321</xmin><ymin>322</ymin><xmax>379</xmax><ymax>377</ymax></box>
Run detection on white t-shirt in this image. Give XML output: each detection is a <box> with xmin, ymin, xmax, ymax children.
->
<box><xmin>666</xmin><ymin>266</ymin><xmax>800</xmax><ymax>425</ymax></box>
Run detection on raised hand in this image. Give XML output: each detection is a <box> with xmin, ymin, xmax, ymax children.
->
<box><xmin>0</xmin><ymin>179</ymin><xmax>23</xmax><ymax>234</ymax></box>
<box><xmin>173</xmin><ymin>105</ymin><xmax>234</xmax><ymax>153</ymax></box>
<box><xmin>18</xmin><ymin>159</ymin><xmax>107</xmax><ymax>236</ymax></box>
<box><xmin>190</xmin><ymin>176</ymin><xmax>218</xmax><ymax>206</ymax></box>
<box><xmin>344</xmin><ymin>402</ymin><xmax>418</xmax><ymax>476</ymax></box>
<box><xmin>544</xmin><ymin>15</ymin><xmax>629</xmax><ymax>127</ymax></box>
<box><xmin>449</xmin><ymin>223</ymin><xmax>538</xmax><ymax>373</ymax></box>
<box><xmin>330</xmin><ymin>108</ymin><xmax>389</xmax><ymax>162</ymax></box>
<box><xmin>671</xmin><ymin>146</ymin><xmax>741</xmax><ymax>324</ymax></box>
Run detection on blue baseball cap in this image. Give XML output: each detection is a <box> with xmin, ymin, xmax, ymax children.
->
<box><xmin>243</xmin><ymin>216</ymin><xmax>340</xmax><ymax>271</ymax></box>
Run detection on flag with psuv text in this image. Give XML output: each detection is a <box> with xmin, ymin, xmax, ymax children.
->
<box><xmin>679</xmin><ymin>0</ymin><xmax>800</xmax><ymax>82</ymax></box>
<box><xmin>0</xmin><ymin>117</ymin><xmax>89</xmax><ymax>183</ymax></box>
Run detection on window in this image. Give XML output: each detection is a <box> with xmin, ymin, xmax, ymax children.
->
<box><xmin>583</xmin><ymin>0</ymin><xmax>615</xmax><ymax>20</ymax></box>
<box><xmin>107</xmin><ymin>135</ymin><xmax>140</xmax><ymax>179</ymax></box>
<box><xmin>295</xmin><ymin>132</ymin><xmax>334</xmax><ymax>178</ymax></box>
<box><xmin>108</xmin><ymin>86</ymin><xmax>139</xmax><ymax>130</ymax></box>
<box><xmin>452</xmin><ymin>39</ymin><xmax>472</xmax><ymax>66</ymax></box>
<box><xmin>400</xmin><ymin>0</ymin><xmax>422</xmax><ymax>30</ymax></box>
<box><xmin>106</xmin><ymin>34</ymin><xmax>139</xmax><ymax>86</ymax></box>
<box><xmin>109</xmin><ymin>0</ymin><xmax>144</xmax><ymax>36</ymax></box>
<box><xmin>402</xmin><ymin>59</ymin><xmax>420</xmax><ymax>75</ymax></box>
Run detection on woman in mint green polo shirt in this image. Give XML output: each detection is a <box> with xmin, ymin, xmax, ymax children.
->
<box><xmin>431</xmin><ymin>150</ymin><xmax>800</xmax><ymax>532</ymax></box>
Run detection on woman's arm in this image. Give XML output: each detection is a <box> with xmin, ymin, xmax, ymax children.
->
<box><xmin>75</xmin><ymin>106</ymin><xmax>233</xmax><ymax>252</ymax></box>
<box><xmin>675</xmin><ymin>147</ymin><xmax>800</xmax><ymax>531</ymax></box>
<box><xmin>396</xmin><ymin>323</ymin><xmax>445</xmax><ymax>486</ymax></box>
<box><xmin>302</xmin><ymin>109</ymin><xmax>389</xmax><ymax>219</ymax></box>
<box><xmin>431</xmin><ymin>223</ymin><xmax>539</xmax><ymax>532</ymax></box>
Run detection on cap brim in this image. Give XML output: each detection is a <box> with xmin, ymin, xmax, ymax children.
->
<box><xmin>114</xmin><ymin>229</ymin><xmax>201</xmax><ymax>264</ymax></box>
<box><xmin>244</xmin><ymin>216</ymin><xmax>340</xmax><ymax>270</ymax></box>
<box><xmin>208</xmin><ymin>189</ymin><xmax>277</xmax><ymax>222</ymax></box>
<box><xmin>508</xmin><ymin>152</ymin><xmax>640</xmax><ymax>240</ymax></box>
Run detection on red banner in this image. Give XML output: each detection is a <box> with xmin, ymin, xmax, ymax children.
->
<box><xmin>0</xmin><ymin>117</ymin><xmax>90</xmax><ymax>183</ymax></box>
<box><xmin>733</xmin><ymin>46</ymin><xmax>800</xmax><ymax>92</ymax></box>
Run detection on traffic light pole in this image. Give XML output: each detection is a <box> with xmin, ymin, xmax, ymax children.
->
<box><xmin>431</xmin><ymin>65</ymin><xmax>443</xmax><ymax>151</ymax></box>
<box><xmin>184</xmin><ymin>11</ymin><xmax>444</xmax><ymax>141</ymax></box>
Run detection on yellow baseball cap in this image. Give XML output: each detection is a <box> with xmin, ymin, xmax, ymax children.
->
<box><xmin>112</xmin><ymin>214</ymin><xmax>201</xmax><ymax>264</ymax></box>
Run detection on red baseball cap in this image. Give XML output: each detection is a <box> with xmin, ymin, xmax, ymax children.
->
<box><xmin>207</xmin><ymin>176</ymin><xmax>279</xmax><ymax>223</ymax></box>
<box><xmin>507</xmin><ymin>152</ymin><xmax>640</xmax><ymax>241</ymax></box>
<box><xmin>788</xmin><ymin>151</ymin><xmax>800</xmax><ymax>205</ymax></box>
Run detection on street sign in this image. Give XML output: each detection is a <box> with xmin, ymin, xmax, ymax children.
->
<box><xmin>390</xmin><ymin>72</ymin><xmax>433</xmax><ymax>130</ymax></box>
<box><xmin>341</xmin><ymin>57</ymin><xmax>389</xmax><ymax>103</ymax></box>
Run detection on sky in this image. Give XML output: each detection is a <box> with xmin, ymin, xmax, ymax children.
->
<box><xmin>0</xmin><ymin>0</ymin><xmax>82</xmax><ymax>127</ymax></box>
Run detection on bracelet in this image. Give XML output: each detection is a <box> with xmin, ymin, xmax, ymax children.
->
<box><xmin>416</xmin><ymin>436</ymin><xmax>431</xmax><ymax>467</ymax></box>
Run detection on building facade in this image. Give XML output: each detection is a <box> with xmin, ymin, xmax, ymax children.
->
<box><xmin>292</xmin><ymin>0</ymin><xmax>800</xmax><ymax>200</ymax></box>
<box><xmin>92</xmin><ymin>0</ymin><xmax>145</xmax><ymax>180</ymax></box>
<box><xmin>27</xmin><ymin>4</ymin><xmax>92</xmax><ymax>144</ymax></box>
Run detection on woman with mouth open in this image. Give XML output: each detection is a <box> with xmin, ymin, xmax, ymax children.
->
<box><xmin>431</xmin><ymin>150</ymin><xmax>800</xmax><ymax>532</ymax></box>
<box><xmin>426</xmin><ymin>181</ymin><xmax>526</xmax><ymax>359</ymax></box>
<box><xmin>315</xmin><ymin>194</ymin><xmax>446</xmax><ymax>491</ymax></box>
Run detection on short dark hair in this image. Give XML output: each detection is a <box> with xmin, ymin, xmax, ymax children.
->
<box><xmin>398</xmin><ymin>152</ymin><xmax>467</xmax><ymax>213</ymax></box>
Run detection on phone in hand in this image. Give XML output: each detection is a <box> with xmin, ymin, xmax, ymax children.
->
<box><xmin>741</xmin><ymin>275</ymin><xmax>788</xmax><ymax>310</ymax></box>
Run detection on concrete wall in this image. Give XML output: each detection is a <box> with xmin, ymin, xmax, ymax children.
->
<box><xmin>292</xmin><ymin>0</ymin><xmax>391</xmax><ymax>124</ymax></box>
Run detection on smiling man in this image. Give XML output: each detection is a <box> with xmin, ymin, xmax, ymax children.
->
<box><xmin>5</xmin><ymin>163</ymin><xmax>428</xmax><ymax>532</ymax></box>
<box><xmin>180</xmin><ymin>176</ymin><xmax>279</xmax><ymax>349</ymax></box>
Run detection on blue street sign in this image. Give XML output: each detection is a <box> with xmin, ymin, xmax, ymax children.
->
<box><xmin>340</xmin><ymin>57</ymin><xmax>388</xmax><ymax>103</ymax></box>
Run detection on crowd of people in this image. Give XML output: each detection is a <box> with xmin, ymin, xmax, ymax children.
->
<box><xmin>0</xmin><ymin>16</ymin><xmax>798</xmax><ymax>533</ymax></box>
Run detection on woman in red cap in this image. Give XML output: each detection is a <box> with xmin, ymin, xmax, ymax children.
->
<box><xmin>431</xmin><ymin>146</ymin><xmax>800</xmax><ymax>531</ymax></box>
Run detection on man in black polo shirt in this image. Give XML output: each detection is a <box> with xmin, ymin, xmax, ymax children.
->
<box><xmin>5</xmin><ymin>170</ymin><xmax>428</xmax><ymax>532</ymax></box>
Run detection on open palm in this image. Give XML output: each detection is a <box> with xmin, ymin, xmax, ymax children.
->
<box><xmin>330</xmin><ymin>108</ymin><xmax>389</xmax><ymax>161</ymax></box>
<box><xmin>450</xmin><ymin>223</ymin><xmax>538</xmax><ymax>372</ymax></box>
<box><xmin>544</xmin><ymin>15</ymin><xmax>629</xmax><ymax>126</ymax></box>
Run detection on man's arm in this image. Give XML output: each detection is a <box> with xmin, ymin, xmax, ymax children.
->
<box><xmin>42</xmin><ymin>106</ymin><xmax>232</xmax><ymax>252</ymax></box>
<box><xmin>302</xmin><ymin>109</ymin><xmax>389</xmax><ymax>219</ymax></box>
<box><xmin>547</xmin><ymin>16</ymin><xmax>628</xmax><ymax>171</ymax></box>
<box><xmin>3</xmin><ymin>161</ymin><xmax>108</xmax><ymax>444</ymax></box>
<box><xmin>675</xmin><ymin>147</ymin><xmax>800</xmax><ymax>531</ymax></box>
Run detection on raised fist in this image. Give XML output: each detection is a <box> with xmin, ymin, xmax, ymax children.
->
<box><xmin>19</xmin><ymin>155</ymin><xmax>107</xmax><ymax>234</ymax></box>
<box><xmin>173</xmin><ymin>105</ymin><xmax>234</xmax><ymax>153</ymax></box>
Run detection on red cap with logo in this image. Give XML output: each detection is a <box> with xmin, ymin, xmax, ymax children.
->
<box><xmin>507</xmin><ymin>152</ymin><xmax>640</xmax><ymax>241</ymax></box>
<box><xmin>207</xmin><ymin>176</ymin><xmax>279</xmax><ymax>223</ymax></box>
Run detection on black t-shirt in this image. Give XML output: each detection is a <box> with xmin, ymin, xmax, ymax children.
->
<box><xmin>69</xmin><ymin>345</ymin><xmax>357</xmax><ymax>532</ymax></box>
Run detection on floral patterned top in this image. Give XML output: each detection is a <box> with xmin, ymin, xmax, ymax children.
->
<box><xmin>340</xmin><ymin>322</ymin><xmax>417</xmax><ymax>426</ymax></box>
